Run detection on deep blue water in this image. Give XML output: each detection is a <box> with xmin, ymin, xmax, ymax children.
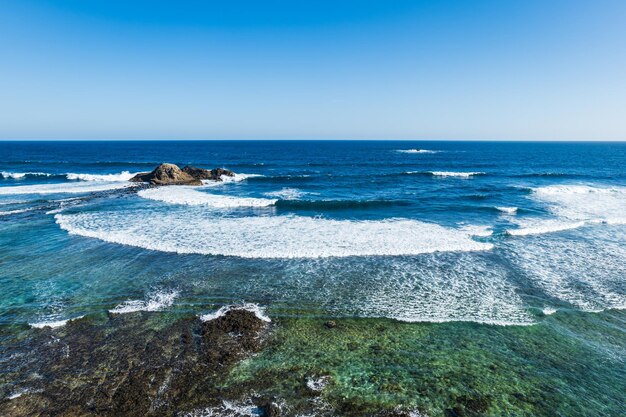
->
<box><xmin>0</xmin><ymin>140</ymin><xmax>625</xmax><ymax>327</ymax></box>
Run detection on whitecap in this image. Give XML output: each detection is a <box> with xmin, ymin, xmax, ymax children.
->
<box><xmin>429</xmin><ymin>171</ymin><xmax>485</xmax><ymax>178</ymax></box>
<box><xmin>396</xmin><ymin>149</ymin><xmax>439</xmax><ymax>154</ymax></box>
<box><xmin>55</xmin><ymin>213</ymin><xmax>493</xmax><ymax>258</ymax></box>
<box><xmin>138</xmin><ymin>187</ymin><xmax>277</xmax><ymax>208</ymax></box>
<box><xmin>199</xmin><ymin>303</ymin><xmax>271</xmax><ymax>323</ymax></box>
<box><xmin>542</xmin><ymin>307</ymin><xmax>557</xmax><ymax>315</ymax></box>
<box><xmin>496</xmin><ymin>206</ymin><xmax>518</xmax><ymax>215</ymax></box>
<box><xmin>109</xmin><ymin>290</ymin><xmax>179</xmax><ymax>314</ymax></box>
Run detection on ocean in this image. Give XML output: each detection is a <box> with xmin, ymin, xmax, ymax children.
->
<box><xmin>0</xmin><ymin>140</ymin><xmax>625</xmax><ymax>416</ymax></box>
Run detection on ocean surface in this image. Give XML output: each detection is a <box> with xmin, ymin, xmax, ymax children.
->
<box><xmin>1</xmin><ymin>140</ymin><xmax>625</xmax><ymax>415</ymax></box>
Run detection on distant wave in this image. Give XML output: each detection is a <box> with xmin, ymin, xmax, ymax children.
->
<box><xmin>395</xmin><ymin>149</ymin><xmax>440</xmax><ymax>154</ymax></box>
<box><xmin>401</xmin><ymin>171</ymin><xmax>486</xmax><ymax>178</ymax></box>
<box><xmin>109</xmin><ymin>290</ymin><xmax>179</xmax><ymax>314</ymax></box>
<box><xmin>429</xmin><ymin>171</ymin><xmax>485</xmax><ymax>178</ymax></box>
<box><xmin>55</xmin><ymin>213</ymin><xmax>493</xmax><ymax>258</ymax></box>
<box><xmin>138</xmin><ymin>187</ymin><xmax>277</xmax><ymax>208</ymax></box>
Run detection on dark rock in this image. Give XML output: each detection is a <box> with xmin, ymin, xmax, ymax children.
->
<box><xmin>324</xmin><ymin>320</ymin><xmax>337</xmax><ymax>329</ymax></box>
<box><xmin>258</xmin><ymin>401</ymin><xmax>281</xmax><ymax>417</ymax></box>
<box><xmin>129</xmin><ymin>163</ymin><xmax>202</xmax><ymax>185</ymax></box>
<box><xmin>201</xmin><ymin>308</ymin><xmax>269</xmax><ymax>366</ymax></box>
<box><xmin>183</xmin><ymin>166</ymin><xmax>235</xmax><ymax>181</ymax></box>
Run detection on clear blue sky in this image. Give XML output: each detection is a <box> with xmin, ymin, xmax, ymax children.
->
<box><xmin>1</xmin><ymin>0</ymin><xmax>625</xmax><ymax>140</ymax></box>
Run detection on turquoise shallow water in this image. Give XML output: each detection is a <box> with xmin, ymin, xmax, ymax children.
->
<box><xmin>0</xmin><ymin>140</ymin><xmax>625</xmax><ymax>415</ymax></box>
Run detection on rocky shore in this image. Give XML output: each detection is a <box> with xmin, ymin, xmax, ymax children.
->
<box><xmin>129</xmin><ymin>163</ymin><xmax>235</xmax><ymax>186</ymax></box>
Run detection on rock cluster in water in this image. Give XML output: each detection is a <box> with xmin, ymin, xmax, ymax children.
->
<box><xmin>129</xmin><ymin>163</ymin><xmax>234</xmax><ymax>186</ymax></box>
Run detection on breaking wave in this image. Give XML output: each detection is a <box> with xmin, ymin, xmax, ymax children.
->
<box><xmin>66</xmin><ymin>171</ymin><xmax>137</xmax><ymax>181</ymax></box>
<box><xmin>1</xmin><ymin>171</ymin><xmax>53</xmax><ymax>180</ymax></box>
<box><xmin>506</xmin><ymin>185</ymin><xmax>626</xmax><ymax>236</ymax></box>
<box><xmin>55</xmin><ymin>212</ymin><xmax>493</xmax><ymax>258</ymax></box>
<box><xmin>429</xmin><ymin>171</ymin><xmax>485</xmax><ymax>178</ymax></box>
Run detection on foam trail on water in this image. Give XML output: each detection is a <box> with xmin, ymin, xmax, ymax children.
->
<box><xmin>506</xmin><ymin>228</ymin><xmax>626</xmax><ymax>312</ymax></box>
<box><xmin>199</xmin><ymin>303</ymin><xmax>271</xmax><ymax>322</ymax></box>
<box><xmin>0</xmin><ymin>208</ymin><xmax>33</xmax><ymax>216</ymax></box>
<box><xmin>109</xmin><ymin>290</ymin><xmax>179</xmax><ymax>314</ymax></box>
<box><xmin>138</xmin><ymin>187</ymin><xmax>277</xmax><ymax>208</ymax></box>
<box><xmin>55</xmin><ymin>212</ymin><xmax>493</xmax><ymax>258</ymax></box>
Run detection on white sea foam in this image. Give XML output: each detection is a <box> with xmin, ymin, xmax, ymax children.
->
<box><xmin>1</xmin><ymin>171</ymin><xmax>52</xmax><ymax>179</ymax></box>
<box><xmin>496</xmin><ymin>206</ymin><xmax>518</xmax><ymax>215</ymax></box>
<box><xmin>109</xmin><ymin>290</ymin><xmax>179</xmax><ymax>314</ymax></box>
<box><xmin>506</xmin><ymin>220</ymin><xmax>586</xmax><ymax>236</ymax></box>
<box><xmin>306</xmin><ymin>376</ymin><xmax>330</xmax><ymax>392</ymax></box>
<box><xmin>8</xmin><ymin>388</ymin><xmax>32</xmax><ymax>400</ymax></box>
<box><xmin>66</xmin><ymin>171</ymin><xmax>136</xmax><ymax>182</ymax></box>
<box><xmin>199</xmin><ymin>303</ymin><xmax>271</xmax><ymax>323</ymax></box>
<box><xmin>0</xmin><ymin>182</ymin><xmax>133</xmax><ymax>196</ymax></box>
<box><xmin>396</xmin><ymin>149</ymin><xmax>439</xmax><ymax>154</ymax></box>
<box><xmin>183</xmin><ymin>400</ymin><xmax>262</xmax><ymax>417</ymax></box>
<box><xmin>264</xmin><ymin>187</ymin><xmax>305</xmax><ymax>200</ymax></box>
<box><xmin>29</xmin><ymin>315</ymin><xmax>84</xmax><ymax>329</ymax></box>
<box><xmin>506</xmin><ymin>185</ymin><xmax>626</xmax><ymax>236</ymax></box>
<box><xmin>430</xmin><ymin>171</ymin><xmax>485</xmax><ymax>178</ymax></box>
<box><xmin>56</xmin><ymin>212</ymin><xmax>493</xmax><ymax>258</ymax></box>
<box><xmin>506</xmin><ymin>228</ymin><xmax>626</xmax><ymax>312</ymax></box>
<box><xmin>282</xmin><ymin>253</ymin><xmax>534</xmax><ymax>325</ymax></box>
<box><xmin>542</xmin><ymin>307</ymin><xmax>557</xmax><ymax>315</ymax></box>
<box><xmin>138</xmin><ymin>187</ymin><xmax>277</xmax><ymax>208</ymax></box>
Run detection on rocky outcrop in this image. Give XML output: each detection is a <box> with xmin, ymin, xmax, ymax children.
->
<box><xmin>182</xmin><ymin>166</ymin><xmax>235</xmax><ymax>181</ymax></box>
<box><xmin>129</xmin><ymin>163</ymin><xmax>235</xmax><ymax>186</ymax></box>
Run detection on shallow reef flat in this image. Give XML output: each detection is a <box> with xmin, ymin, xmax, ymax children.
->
<box><xmin>1</xmin><ymin>308</ymin><xmax>624</xmax><ymax>417</ymax></box>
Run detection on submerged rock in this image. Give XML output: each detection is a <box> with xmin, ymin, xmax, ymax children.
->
<box><xmin>129</xmin><ymin>163</ymin><xmax>235</xmax><ymax>185</ymax></box>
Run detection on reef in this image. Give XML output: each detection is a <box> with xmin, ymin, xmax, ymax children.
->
<box><xmin>129</xmin><ymin>163</ymin><xmax>234</xmax><ymax>186</ymax></box>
